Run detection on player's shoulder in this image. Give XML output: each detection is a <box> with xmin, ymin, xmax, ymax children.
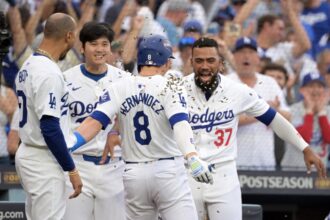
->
<box><xmin>24</xmin><ymin>54</ymin><xmax>62</xmax><ymax>79</ymax></box>
<box><xmin>106</xmin><ymin>64</ymin><xmax>132</xmax><ymax>79</ymax></box>
<box><xmin>63</xmin><ymin>64</ymin><xmax>82</xmax><ymax>82</ymax></box>
<box><xmin>256</xmin><ymin>73</ymin><xmax>281</xmax><ymax>90</ymax></box>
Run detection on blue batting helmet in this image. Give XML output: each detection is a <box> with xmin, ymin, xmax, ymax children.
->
<box><xmin>137</xmin><ymin>35</ymin><xmax>174</xmax><ymax>67</ymax></box>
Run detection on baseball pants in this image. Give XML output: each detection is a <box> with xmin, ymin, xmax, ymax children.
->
<box><xmin>123</xmin><ymin>156</ymin><xmax>198</xmax><ymax>220</ymax></box>
<box><xmin>188</xmin><ymin>160</ymin><xmax>242</xmax><ymax>220</ymax></box>
<box><xmin>64</xmin><ymin>154</ymin><xmax>125</xmax><ymax>220</ymax></box>
<box><xmin>15</xmin><ymin>143</ymin><xmax>66</xmax><ymax>220</ymax></box>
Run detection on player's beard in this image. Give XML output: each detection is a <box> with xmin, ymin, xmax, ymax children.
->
<box><xmin>59</xmin><ymin>48</ymin><xmax>70</xmax><ymax>61</ymax></box>
<box><xmin>195</xmin><ymin>72</ymin><xmax>219</xmax><ymax>94</ymax></box>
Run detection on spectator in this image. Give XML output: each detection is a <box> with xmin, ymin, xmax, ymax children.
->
<box><xmin>157</xmin><ymin>0</ymin><xmax>190</xmax><ymax>47</ymax></box>
<box><xmin>228</xmin><ymin>37</ymin><xmax>291</xmax><ymax>170</ymax></box>
<box><xmin>301</xmin><ymin>0</ymin><xmax>330</xmax><ymax>57</ymax></box>
<box><xmin>182</xmin><ymin>19</ymin><xmax>203</xmax><ymax>40</ymax></box>
<box><xmin>281</xmin><ymin>73</ymin><xmax>330</xmax><ymax>170</ymax></box>
<box><xmin>0</xmin><ymin>83</ymin><xmax>17</xmax><ymax>164</ymax></box>
<box><xmin>317</xmin><ymin>49</ymin><xmax>330</xmax><ymax>77</ymax></box>
<box><xmin>7</xmin><ymin>107</ymin><xmax>20</xmax><ymax>162</ymax></box>
<box><xmin>261</xmin><ymin>62</ymin><xmax>293</xmax><ymax>104</ymax></box>
<box><xmin>157</xmin><ymin>0</ymin><xmax>206</xmax><ymax>27</ymax></box>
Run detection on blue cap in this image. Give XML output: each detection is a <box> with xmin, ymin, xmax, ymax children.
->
<box><xmin>178</xmin><ymin>37</ymin><xmax>196</xmax><ymax>49</ymax></box>
<box><xmin>234</xmin><ymin>37</ymin><xmax>258</xmax><ymax>52</ymax></box>
<box><xmin>137</xmin><ymin>35</ymin><xmax>174</xmax><ymax>67</ymax></box>
<box><xmin>183</xmin><ymin>20</ymin><xmax>203</xmax><ymax>34</ymax></box>
<box><xmin>302</xmin><ymin>73</ymin><xmax>326</xmax><ymax>87</ymax></box>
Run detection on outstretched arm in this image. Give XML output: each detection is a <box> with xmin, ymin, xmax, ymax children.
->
<box><xmin>173</xmin><ymin>120</ymin><xmax>214</xmax><ymax>184</ymax></box>
<box><xmin>269</xmin><ymin>112</ymin><xmax>326</xmax><ymax>178</ymax></box>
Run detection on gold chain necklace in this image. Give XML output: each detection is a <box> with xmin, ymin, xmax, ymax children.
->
<box><xmin>35</xmin><ymin>48</ymin><xmax>56</xmax><ymax>62</ymax></box>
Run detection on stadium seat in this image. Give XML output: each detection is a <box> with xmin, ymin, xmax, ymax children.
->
<box><xmin>243</xmin><ymin>204</ymin><xmax>263</xmax><ymax>220</ymax></box>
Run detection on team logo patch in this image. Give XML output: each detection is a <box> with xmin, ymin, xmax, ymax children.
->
<box><xmin>99</xmin><ymin>91</ymin><xmax>111</xmax><ymax>103</ymax></box>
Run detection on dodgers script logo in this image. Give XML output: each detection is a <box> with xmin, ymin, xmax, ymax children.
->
<box><xmin>189</xmin><ymin>108</ymin><xmax>234</xmax><ymax>132</ymax></box>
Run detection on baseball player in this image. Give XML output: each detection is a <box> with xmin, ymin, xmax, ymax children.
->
<box><xmin>183</xmin><ymin>37</ymin><xmax>326</xmax><ymax>220</ymax></box>
<box><xmin>14</xmin><ymin>13</ymin><xmax>82</xmax><ymax>220</ymax></box>
<box><xmin>63</xmin><ymin>21</ymin><xmax>129</xmax><ymax>220</ymax></box>
<box><xmin>70</xmin><ymin>36</ymin><xmax>213</xmax><ymax>220</ymax></box>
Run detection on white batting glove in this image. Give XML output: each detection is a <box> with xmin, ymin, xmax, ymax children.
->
<box><xmin>187</xmin><ymin>156</ymin><xmax>213</xmax><ymax>184</ymax></box>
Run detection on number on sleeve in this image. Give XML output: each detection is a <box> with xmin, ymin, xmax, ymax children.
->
<box><xmin>17</xmin><ymin>90</ymin><xmax>28</xmax><ymax>127</ymax></box>
<box><xmin>133</xmin><ymin>111</ymin><xmax>151</xmax><ymax>145</ymax></box>
<box><xmin>214</xmin><ymin>128</ymin><xmax>232</xmax><ymax>148</ymax></box>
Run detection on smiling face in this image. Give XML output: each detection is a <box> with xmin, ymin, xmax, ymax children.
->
<box><xmin>191</xmin><ymin>47</ymin><xmax>222</xmax><ymax>84</ymax></box>
<box><xmin>233</xmin><ymin>47</ymin><xmax>260</xmax><ymax>76</ymax></box>
<box><xmin>82</xmin><ymin>36</ymin><xmax>111</xmax><ymax>67</ymax></box>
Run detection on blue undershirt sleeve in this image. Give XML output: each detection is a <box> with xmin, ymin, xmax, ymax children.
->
<box><xmin>40</xmin><ymin>115</ymin><xmax>75</xmax><ymax>171</ymax></box>
<box><xmin>90</xmin><ymin>110</ymin><xmax>111</xmax><ymax>129</ymax></box>
<box><xmin>255</xmin><ymin>107</ymin><xmax>277</xmax><ymax>126</ymax></box>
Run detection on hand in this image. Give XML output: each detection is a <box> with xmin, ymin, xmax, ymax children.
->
<box><xmin>303</xmin><ymin>147</ymin><xmax>327</xmax><ymax>178</ymax></box>
<box><xmin>68</xmin><ymin>169</ymin><xmax>83</xmax><ymax>199</ymax></box>
<box><xmin>99</xmin><ymin>132</ymin><xmax>121</xmax><ymax>164</ymax></box>
<box><xmin>267</xmin><ymin>96</ymin><xmax>280</xmax><ymax>111</ymax></box>
<box><xmin>300</xmin><ymin>90</ymin><xmax>315</xmax><ymax>113</ymax></box>
<box><xmin>314</xmin><ymin>91</ymin><xmax>329</xmax><ymax>114</ymax></box>
<box><xmin>131</xmin><ymin>15</ymin><xmax>145</xmax><ymax>32</ymax></box>
<box><xmin>187</xmin><ymin>155</ymin><xmax>213</xmax><ymax>184</ymax></box>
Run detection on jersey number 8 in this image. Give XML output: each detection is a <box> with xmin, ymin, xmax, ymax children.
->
<box><xmin>133</xmin><ymin>111</ymin><xmax>152</xmax><ymax>145</ymax></box>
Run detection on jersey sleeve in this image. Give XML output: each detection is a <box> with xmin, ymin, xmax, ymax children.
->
<box><xmin>240</xmin><ymin>85</ymin><xmax>270</xmax><ymax>117</ymax></box>
<box><xmin>94</xmin><ymin>85</ymin><xmax>120</xmax><ymax>121</ymax></box>
<box><xmin>33</xmin><ymin>72</ymin><xmax>64</xmax><ymax>120</ymax></box>
<box><xmin>163</xmin><ymin>79</ymin><xmax>189</xmax><ymax>127</ymax></box>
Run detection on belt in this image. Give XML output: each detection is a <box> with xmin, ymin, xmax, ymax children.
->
<box><xmin>125</xmin><ymin>157</ymin><xmax>175</xmax><ymax>164</ymax></box>
<box><xmin>82</xmin><ymin>154</ymin><xmax>122</xmax><ymax>165</ymax></box>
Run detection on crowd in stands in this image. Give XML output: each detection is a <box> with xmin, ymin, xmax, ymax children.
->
<box><xmin>0</xmin><ymin>0</ymin><xmax>329</xmax><ymax>170</ymax></box>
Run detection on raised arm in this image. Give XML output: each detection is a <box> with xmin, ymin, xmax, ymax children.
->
<box><xmin>73</xmin><ymin>0</ymin><xmax>97</xmax><ymax>52</ymax></box>
<box><xmin>122</xmin><ymin>15</ymin><xmax>145</xmax><ymax>64</ymax></box>
<box><xmin>281</xmin><ymin>0</ymin><xmax>311</xmax><ymax>58</ymax></box>
<box><xmin>7</xmin><ymin>4</ymin><xmax>28</xmax><ymax>57</ymax></box>
<box><xmin>24</xmin><ymin>0</ymin><xmax>57</xmax><ymax>44</ymax></box>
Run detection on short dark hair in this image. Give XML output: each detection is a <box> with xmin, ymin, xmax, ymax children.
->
<box><xmin>261</xmin><ymin>62</ymin><xmax>289</xmax><ymax>82</ymax></box>
<box><xmin>44</xmin><ymin>13</ymin><xmax>76</xmax><ymax>40</ymax></box>
<box><xmin>79</xmin><ymin>21</ymin><xmax>114</xmax><ymax>46</ymax></box>
<box><xmin>257</xmin><ymin>14</ymin><xmax>280</xmax><ymax>34</ymax></box>
<box><xmin>192</xmin><ymin>37</ymin><xmax>221</xmax><ymax>56</ymax></box>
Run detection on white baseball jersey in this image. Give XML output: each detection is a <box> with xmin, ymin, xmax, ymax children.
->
<box><xmin>95</xmin><ymin>74</ymin><xmax>188</xmax><ymax>162</ymax></box>
<box><xmin>15</xmin><ymin>54</ymin><xmax>72</xmax><ymax>147</ymax></box>
<box><xmin>183</xmin><ymin>73</ymin><xmax>270</xmax><ymax>164</ymax></box>
<box><xmin>63</xmin><ymin>64</ymin><xmax>130</xmax><ymax>156</ymax></box>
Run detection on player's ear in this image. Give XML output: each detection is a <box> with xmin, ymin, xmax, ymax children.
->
<box><xmin>66</xmin><ymin>31</ymin><xmax>75</xmax><ymax>42</ymax></box>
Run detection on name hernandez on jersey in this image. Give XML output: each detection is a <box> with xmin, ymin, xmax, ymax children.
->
<box><xmin>96</xmin><ymin>75</ymin><xmax>189</xmax><ymax>162</ymax></box>
<box><xmin>63</xmin><ymin>64</ymin><xmax>130</xmax><ymax>155</ymax></box>
<box><xmin>183</xmin><ymin>73</ymin><xmax>270</xmax><ymax>164</ymax></box>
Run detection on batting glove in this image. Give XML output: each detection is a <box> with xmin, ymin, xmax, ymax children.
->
<box><xmin>187</xmin><ymin>156</ymin><xmax>213</xmax><ymax>184</ymax></box>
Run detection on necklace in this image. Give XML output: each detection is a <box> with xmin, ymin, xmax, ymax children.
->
<box><xmin>35</xmin><ymin>48</ymin><xmax>56</xmax><ymax>62</ymax></box>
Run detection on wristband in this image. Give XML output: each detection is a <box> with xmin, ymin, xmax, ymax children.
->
<box><xmin>68</xmin><ymin>131</ymin><xmax>87</xmax><ymax>152</ymax></box>
<box><xmin>108</xmin><ymin>130</ymin><xmax>120</xmax><ymax>136</ymax></box>
<box><xmin>68</xmin><ymin>169</ymin><xmax>79</xmax><ymax>176</ymax></box>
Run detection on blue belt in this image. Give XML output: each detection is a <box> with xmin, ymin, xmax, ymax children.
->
<box><xmin>125</xmin><ymin>157</ymin><xmax>175</xmax><ymax>164</ymax></box>
<box><xmin>82</xmin><ymin>154</ymin><xmax>122</xmax><ymax>165</ymax></box>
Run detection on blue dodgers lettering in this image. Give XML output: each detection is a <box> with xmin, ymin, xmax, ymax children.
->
<box><xmin>120</xmin><ymin>93</ymin><xmax>164</xmax><ymax>115</ymax></box>
<box><xmin>189</xmin><ymin>108</ymin><xmax>234</xmax><ymax>132</ymax></box>
<box><xmin>61</xmin><ymin>92</ymin><xmax>69</xmax><ymax>116</ymax></box>
<box><xmin>69</xmin><ymin>101</ymin><xmax>99</xmax><ymax>118</ymax></box>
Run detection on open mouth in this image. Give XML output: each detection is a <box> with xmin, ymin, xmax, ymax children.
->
<box><xmin>242</xmin><ymin>61</ymin><xmax>250</xmax><ymax>66</ymax></box>
<box><xmin>199</xmin><ymin>73</ymin><xmax>213</xmax><ymax>83</ymax></box>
